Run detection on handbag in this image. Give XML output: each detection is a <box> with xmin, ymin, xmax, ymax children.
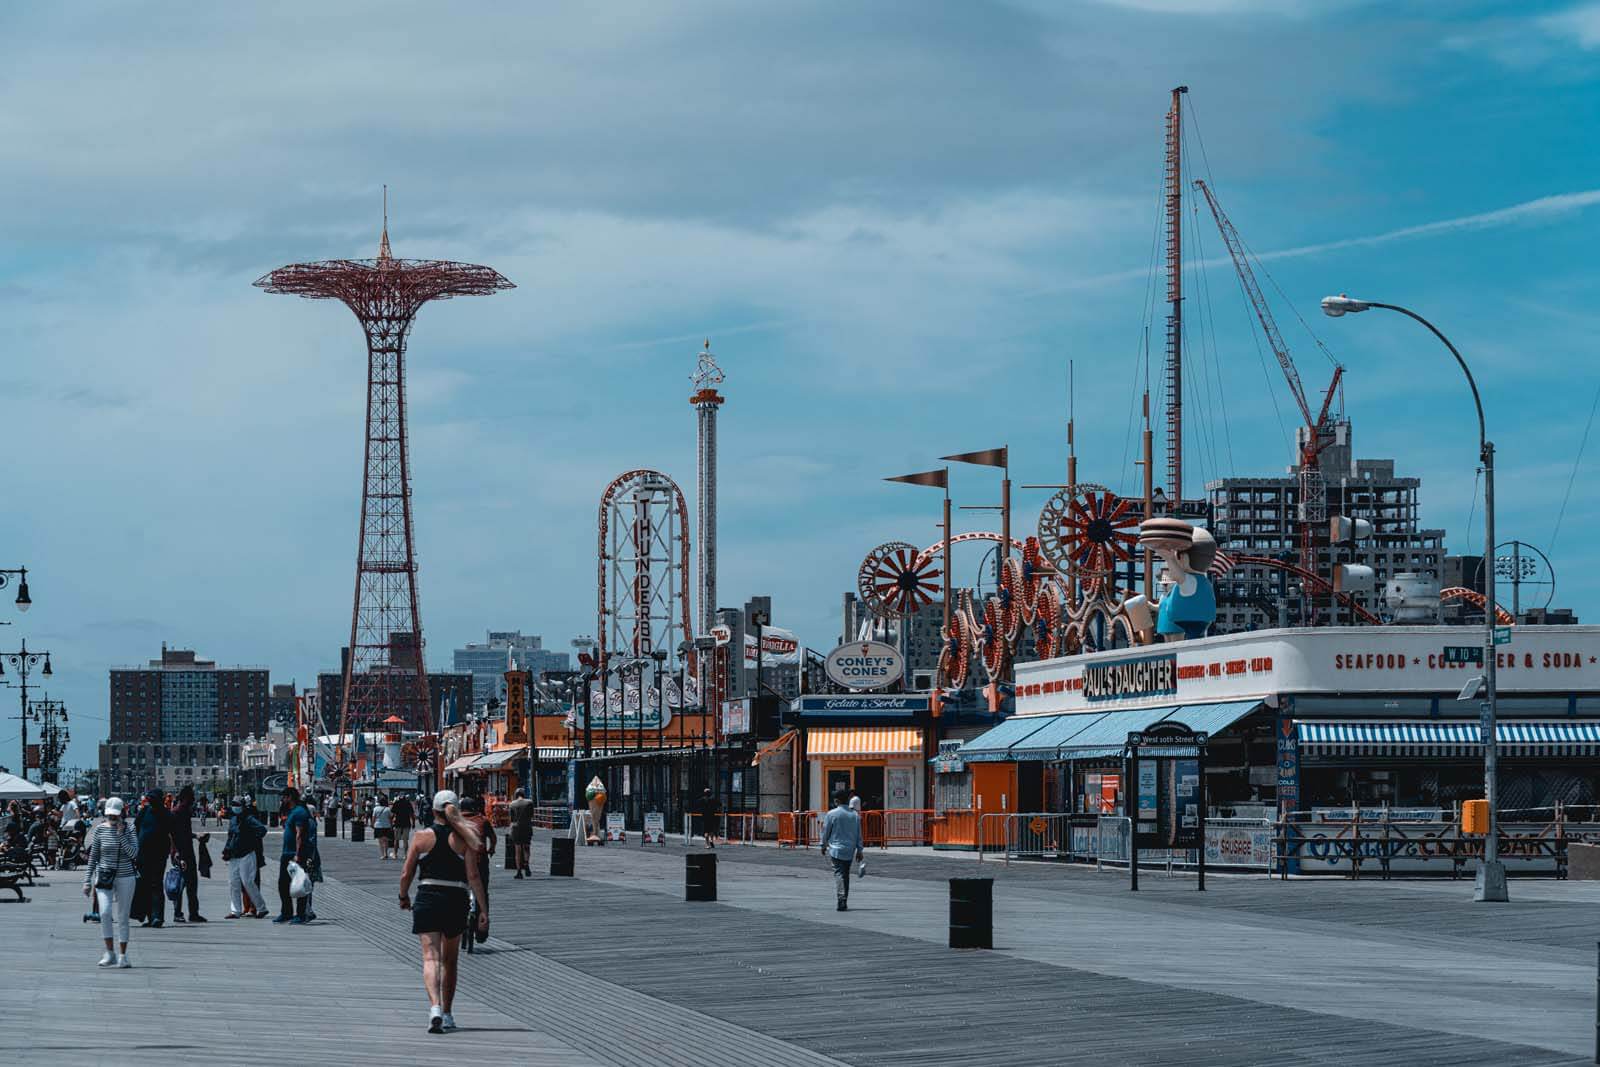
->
<box><xmin>93</xmin><ymin>832</ymin><xmax>120</xmax><ymax>891</ymax></box>
<box><xmin>163</xmin><ymin>865</ymin><xmax>184</xmax><ymax>901</ymax></box>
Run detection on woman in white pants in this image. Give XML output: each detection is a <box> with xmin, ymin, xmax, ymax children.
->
<box><xmin>224</xmin><ymin>798</ymin><xmax>269</xmax><ymax>918</ymax></box>
<box><xmin>83</xmin><ymin>796</ymin><xmax>139</xmax><ymax>968</ymax></box>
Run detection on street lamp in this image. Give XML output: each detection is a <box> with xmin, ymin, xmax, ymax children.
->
<box><xmin>0</xmin><ymin>639</ymin><xmax>53</xmax><ymax>783</ymax></box>
<box><xmin>0</xmin><ymin>567</ymin><xmax>33</xmax><ymax>613</ymax></box>
<box><xmin>1321</xmin><ymin>293</ymin><xmax>1507</xmax><ymax>902</ymax></box>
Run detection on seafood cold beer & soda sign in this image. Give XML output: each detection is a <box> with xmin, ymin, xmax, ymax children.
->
<box><xmin>1014</xmin><ymin>626</ymin><xmax>1600</xmax><ymax>713</ymax></box>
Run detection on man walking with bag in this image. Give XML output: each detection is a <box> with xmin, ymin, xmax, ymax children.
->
<box><xmin>275</xmin><ymin>788</ymin><xmax>314</xmax><ymax>924</ymax></box>
<box><xmin>818</xmin><ymin>789</ymin><xmax>864</xmax><ymax>912</ymax></box>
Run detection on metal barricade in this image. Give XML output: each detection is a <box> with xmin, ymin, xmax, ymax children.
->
<box><xmin>1002</xmin><ymin>812</ymin><xmax>1072</xmax><ymax>866</ymax></box>
<box><xmin>722</xmin><ymin>813</ymin><xmax>756</xmax><ymax>845</ymax></box>
<box><xmin>861</xmin><ymin>809</ymin><xmax>937</xmax><ymax>848</ymax></box>
<box><xmin>974</xmin><ymin>813</ymin><xmax>1009</xmax><ymax>861</ymax></box>
<box><xmin>777</xmin><ymin>810</ymin><xmax>821</xmax><ymax>848</ymax></box>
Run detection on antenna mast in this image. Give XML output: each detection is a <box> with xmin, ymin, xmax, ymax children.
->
<box><xmin>1164</xmin><ymin>86</ymin><xmax>1188</xmax><ymax>505</ymax></box>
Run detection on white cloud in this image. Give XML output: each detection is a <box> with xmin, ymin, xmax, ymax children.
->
<box><xmin>1541</xmin><ymin>3</ymin><xmax>1600</xmax><ymax>49</ymax></box>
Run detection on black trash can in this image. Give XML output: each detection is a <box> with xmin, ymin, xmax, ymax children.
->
<box><xmin>949</xmin><ymin>877</ymin><xmax>993</xmax><ymax>949</ymax></box>
<box><xmin>324</xmin><ymin>813</ymin><xmax>337</xmax><ymax>839</ymax></box>
<box><xmin>351</xmin><ymin>818</ymin><xmax>365</xmax><ymax>844</ymax></box>
<box><xmin>504</xmin><ymin>833</ymin><xmax>516</xmax><ymax>871</ymax></box>
<box><xmin>550</xmin><ymin>836</ymin><xmax>575</xmax><ymax>877</ymax></box>
<box><xmin>686</xmin><ymin>853</ymin><xmax>717</xmax><ymax>902</ymax></box>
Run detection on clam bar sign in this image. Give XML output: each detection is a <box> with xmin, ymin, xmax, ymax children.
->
<box><xmin>1015</xmin><ymin>626</ymin><xmax>1600</xmax><ymax>714</ymax></box>
<box><xmin>824</xmin><ymin>641</ymin><xmax>905</xmax><ymax>691</ymax></box>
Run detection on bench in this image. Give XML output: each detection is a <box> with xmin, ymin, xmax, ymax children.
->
<box><xmin>0</xmin><ymin>865</ymin><xmax>30</xmax><ymax>902</ymax></box>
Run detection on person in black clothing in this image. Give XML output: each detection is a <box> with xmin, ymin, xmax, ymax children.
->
<box><xmin>130</xmin><ymin>789</ymin><xmax>172</xmax><ymax>928</ymax></box>
<box><xmin>391</xmin><ymin>793</ymin><xmax>414</xmax><ymax>855</ymax></box>
<box><xmin>399</xmin><ymin>790</ymin><xmax>488</xmax><ymax>1034</ymax></box>
<box><xmin>697</xmin><ymin>787</ymin><xmax>720</xmax><ymax>849</ymax></box>
<box><xmin>168</xmin><ymin>785</ymin><xmax>205</xmax><ymax>922</ymax></box>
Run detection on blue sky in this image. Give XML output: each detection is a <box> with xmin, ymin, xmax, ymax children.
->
<box><xmin>2</xmin><ymin>1</ymin><xmax>1598</xmax><ymax>775</ymax></box>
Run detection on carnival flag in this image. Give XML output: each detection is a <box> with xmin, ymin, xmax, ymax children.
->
<box><xmin>607</xmin><ymin>688</ymin><xmax>623</xmax><ymax>715</ymax></box>
<box><xmin>941</xmin><ymin>446</ymin><xmax>1008</xmax><ymax>469</ymax></box>
<box><xmin>684</xmin><ymin>674</ymin><xmax>700</xmax><ymax>705</ymax></box>
<box><xmin>884</xmin><ymin>468</ymin><xmax>948</xmax><ymax>489</ymax></box>
<box><xmin>664</xmin><ymin>676</ymin><xmax>682</xmax><ymax>708</ymax></box>
<box><xmin>624</xmin><ymin>683</ymin><xmax>641</xmax><ymax>713</ymax></box>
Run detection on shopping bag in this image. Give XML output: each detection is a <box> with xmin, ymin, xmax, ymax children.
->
<box><xmin>287</xmin><ymin>860</ymin><xmax>312</xmax><ymax>898</ymax></box>
<box><xmin>163</xmin><ymin>865</ymin><xmax>184</xmax><ymax>901</ymax></box>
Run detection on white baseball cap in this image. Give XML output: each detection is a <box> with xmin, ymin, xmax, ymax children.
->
<box><xmin>104</xmin><ymin>797</ymin><xmax>125</xmax><ymax>816</ymax></box>
<box><xmin>431</xmin><ymin>789</ymin><xmax>459</xmax><ymax>812</ymax></box>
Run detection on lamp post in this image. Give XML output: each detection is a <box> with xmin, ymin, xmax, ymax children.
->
<box><xmin>27</xmin><ymin>697</ymin><xmax>68</xmax><ymax>785</ymax></box>
<box><xmin>0</xmin><ymin>568</ymin><xmax>32</xmax><ymax>613</ymax></box>
<box><xmin>1</xmin><ymin>638</ymin><xmax>52</xmax><ymax>783</ymax></box>
<box><xmin>1321</xmin><ymin>293</ymin><xmax>1507</xmax><ymax>902</ymax></box>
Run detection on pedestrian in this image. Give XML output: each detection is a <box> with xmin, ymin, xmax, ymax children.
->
<box><xmin>131</xmin><ymin>789</ymin><xmax>171</xmax><ymax>928</ymax></box>
<box><xmin>373</xmin><ymin>795</ymin><xmax>394</xmax><ymax>860</ymax></box>
<box><xmin>244</xmin><ymin>796</ymin><xmax>266</xmax><ymax>916</ymax></box>
<box><xmin>507</xmin><ymin>788</ymin><xmax>534</xmax><ymax>878</ymax></box>
<box><xmin>818</xmin><ymin>789</ymin><xmax>864</xmax><ymax>912</ymax></box>
<box><xmin>697</xmin><ymin>786</ymin><xmax>720</xmax><ymax>848</ymax></box>
<box><xmin>417</xmin><ymin>791</ymin><xmax>436</xmax><ymax>832</ymax></box>
<box><xmin>84</xmin><ymin>796</ymin><xmax>139</xmax><ymax>968</ymax></box>
<box><xmin>398</xmin><ymin>790</ymin><xmax>488</xmax><ymax>1034</ymax></box>
<box><xmin>168</xmin><ymin>785</ymin><xmax>206</xmax><ymax>923</ymax></box>
<box><xmin>459</xmin><ymin>796</ymin><xmax>495</xmax><ymax>938</ymax></box>
<box><xmin>391</xmin><ymin>792</ymin><xmax>414</xmax><ymax>856</ymax></box>
<box><xmin>275</xmin><ymin>787</ymin><xmax>315</xmax><ymax>924</ymax></box>
<box><xmin>223</xmin><ymin>798</ymin><xmax>268</xmax><ymax>919</ymax></box>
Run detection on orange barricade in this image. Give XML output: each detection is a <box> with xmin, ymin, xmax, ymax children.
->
<box><xmin>777</xmin><ymin>811</ymin><xmax>822</xmax><ymax>847</ymax></box>
<box><xmin>722</xmin><ymin>812</ymin><xmax>757</xmax><ymax>845</ymax></box>
<box><xmin>862</xmin><ymin>809</ymin><xmax>939</xmax><ymax>848</ymax></box>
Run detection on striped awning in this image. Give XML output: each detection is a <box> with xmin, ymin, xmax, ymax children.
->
<box><xmin>807</xmin><ymin>726</ymin><xmax>923</xmax><ymax>759</ymax></box>
<box><xmin>470</xmin><ymin>749</ymin><xmax>521</xmax><ymax>771</ymax></box>
<box><xmin>443</xmin><ymin>755</ymin><xmax>479</xmax><ymax>773</ymax></box>
<box><xmin>1298</xmin><ymin>720</ymin><xmax>1600</xmax><ymax>758</ymax></box>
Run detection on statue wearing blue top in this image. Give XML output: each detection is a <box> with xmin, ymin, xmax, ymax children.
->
<box><xmin>1123</xmin><ymin>518</ymin><xmax>1218</xmax><ymax>642</ymax></box>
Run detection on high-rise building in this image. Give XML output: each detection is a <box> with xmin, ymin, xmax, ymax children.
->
<box><xmin>108</xmin><ymin>647</ymin><xmax>270</xmax><ymax>744</ymax></box>
<box><xmin>1207</xmin><ymin>419</ymin><xmax>1445</xmax><ymax>631</ymax></box>
<box><xmin>453</xmin><ymin>631</ymin><xmax>570</xmax><ymax>709</ymax></box>
<box><xmin>268</xmin><ymin>683</ymin><xmax>298</xmax><ymax>728</ymax></box>
<box><xmin>841</xmin><ymin>594</ymin><xmax>946</xmax><ymax>690</ymax></box>
<box><xmin>99</xmin><ymin>739</ymin><xmax>234</xmax><ymax>799</ymax></box>
<box><xmin>318</xmin><ymin>668</ymin><xmax>475</xmax><ymax>733</ymax></box>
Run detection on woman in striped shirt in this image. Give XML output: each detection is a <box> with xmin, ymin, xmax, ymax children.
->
<box><xmin>83</xmin><ymin>797</ymin><xmax>139</xmax><ymax>968</ymax></box>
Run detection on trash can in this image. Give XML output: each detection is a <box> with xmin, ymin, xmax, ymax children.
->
<box><xmin>686</xmin><ymin>853</ymin><xmax>717</xmax><ymax>902</ymax></box>
<box><xmin>550</xmin><ymin>836</ymin><xmax>575</xmax><ymax>877</ymax></box>
<box><xmin>324</xmin><ymin>813</ymin><xmax>337</xmax><ymax>839</ymax></box>
<box><xmin>949</xmin><ymin>877</ymin><xmax>993</xmax><ymax>949</ymax></box>
<box><xmin>351</xmin><ymin>818</ymin><xmax>365</xmax><ymax>844</ymax></box>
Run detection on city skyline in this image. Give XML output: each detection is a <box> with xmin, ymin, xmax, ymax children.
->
<box><xmin>5</xmin><ymin>2</ymin><xmax>1600</xmax><ymax>773</ymax></box>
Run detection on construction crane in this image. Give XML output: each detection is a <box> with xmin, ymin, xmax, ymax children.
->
<box><xmin>1193</xmin><ymin>179</ymin><xmax>1344</xmax><ymax>584</ymax></box>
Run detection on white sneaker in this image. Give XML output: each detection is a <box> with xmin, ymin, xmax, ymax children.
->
<box><xmin>97</xmin><ymin>951</ymin><xmax>115</xmax><ymax>967</ymax></box>
<box><xmin>440</xmin><ymin>1013</ymin><xmax>457</xmax><ymax>1033</ymax></box>
<box><xmin>427</xmin><ymin>1006</ymin><xmax>443</xmax><ymax>1034</ymax></box>
<box><xmin>116</xmin><ymin>954</ymin><xmax>132</xmax><ymax>969</ymax></box>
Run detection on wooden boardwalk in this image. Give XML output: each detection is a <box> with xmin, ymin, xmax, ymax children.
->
<box><xmin>5</xmin><ymin>826</ymin><xmax>1596</xmax><ymax>1065</ymax></box>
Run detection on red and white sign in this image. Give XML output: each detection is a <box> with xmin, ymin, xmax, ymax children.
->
<box><xmin>1015</xmin><ymin>626</ymin><xmax>1600</xmax><ymax>715</ymax></box>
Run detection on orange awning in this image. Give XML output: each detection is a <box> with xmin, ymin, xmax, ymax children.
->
<box><xmin>750</xmin><ymin>729</ymin><xmax>798</xmax><ymax>767</ymax></box>
<box><xmin>807</xmin><ymin>726</ymin><xmax>923</xmax><ymax>759</ymax></box>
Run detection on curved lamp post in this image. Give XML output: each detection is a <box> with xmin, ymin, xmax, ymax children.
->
<box><xmin>1321</xmin><ymin>294</ymin><xmax>1507</xmax><ymax>902</ymax></box>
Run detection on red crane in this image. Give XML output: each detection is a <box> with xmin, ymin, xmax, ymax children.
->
<box><xmin>1194</xmin><ymin>179</ymin><xmax>1344</xmax><ymax>577</ymax></box>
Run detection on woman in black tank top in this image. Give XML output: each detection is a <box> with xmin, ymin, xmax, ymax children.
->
<box><xmin>398</xmin><ymin>792</ymin><xmax>487</xmax><ymax>1034</ymax></box>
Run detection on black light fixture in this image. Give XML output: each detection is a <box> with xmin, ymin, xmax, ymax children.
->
<box><xmin>42</xmin><ymin>655</ymin><xmax>51</xmax><ymax>676</ymax></box>
<box><xmin>14</xmin><ymin>576</ymin><xmax>29</xmax><ymax>612</ymax></box>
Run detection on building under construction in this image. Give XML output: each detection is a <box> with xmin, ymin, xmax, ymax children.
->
<box><xmin>1207</xmin><ymin>417</ymin><xmax>1444</xmax><ymax>631</ymax></box>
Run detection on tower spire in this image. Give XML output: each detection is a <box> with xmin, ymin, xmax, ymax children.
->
<box><xmin>378</xmin><ymin>184</ymin><xmax>392</xmax><ymax>262</ymax></box>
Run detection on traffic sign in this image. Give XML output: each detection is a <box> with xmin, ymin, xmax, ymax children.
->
<box><xmin>1443</xmin><ymin>646</ymin><xmax>1483</xmax><ymax>666</ymax></box>
<box><xmin>1494</xmin><ymin>626</ymin><xmax>1512</xmax><ymax>646</ymax></box>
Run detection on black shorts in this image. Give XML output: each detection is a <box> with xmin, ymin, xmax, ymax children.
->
<box><xmin>411</xmin><ymin>885</ymin><xmax>469</xmax><ymax>937</ymax></box>
<box><xmin>510</xmin><ymin>827</ymin><xmax>532</xmax><ymax>846</ymax></box>
<box><xmin>374</xmin><ymin>827</ymin><xmax>393</xmax><ymax>840</ymax></box>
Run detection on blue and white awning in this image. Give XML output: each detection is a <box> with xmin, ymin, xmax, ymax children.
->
<box><xmin>1297</xmin><ymin>720</ymin><xmax>1600</xmax><ymax>758</ymax></box>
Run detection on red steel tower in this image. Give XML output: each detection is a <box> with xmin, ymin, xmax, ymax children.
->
<box><xmin>255</xmin><ymin>207</ymin><xmax>513</xmax><ymax>754</ymax></box>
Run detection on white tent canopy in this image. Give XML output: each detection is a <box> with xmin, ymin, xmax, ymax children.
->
<box><xmin>0</xmin><ymin>771</ymin><xmax>48</xmax><ymax>801</ymax></box>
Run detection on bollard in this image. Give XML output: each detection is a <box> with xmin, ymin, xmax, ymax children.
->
<box><xmin>324</xmin><ymin>813</ymin><xmax>337</xmax><ymax>839</ymax></box>
<box><xmin>949</xmin><ymin>877</ymin><xmax>993</xmax><ymax>950</ymax></box>
<box><xmin>550</xmin><ymin>835</ymin><xmax>575</xmax><ymax>877</ymax></box>
<box><xmin>351</xmin><ymin>819</ymin><xmax>365</xmax><ymax>844</ymax></box>
<box><xmin>504</xmin><ymin>841</ymin><xmax>516</xmax><ymax>870</ymax></box>
<box><xmin>686</xmin><ymin>853</ymin><xmax>717</xmax><ymax>901</ymax></box>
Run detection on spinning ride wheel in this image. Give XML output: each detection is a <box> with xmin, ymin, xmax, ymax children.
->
<box><xmin>938</xmin><ymin>612</ymin><xmax>971</xmax><ymax>690</ymax></box>
<box><xmin>858</xmin><ymin>541</ymin><xmax>942</xmax><ymax>619</ymax></box>
<box><xmin>1038</xmin><ymin>484</ymin><xmax>1139</xmax><ymax>592</ymax></box>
